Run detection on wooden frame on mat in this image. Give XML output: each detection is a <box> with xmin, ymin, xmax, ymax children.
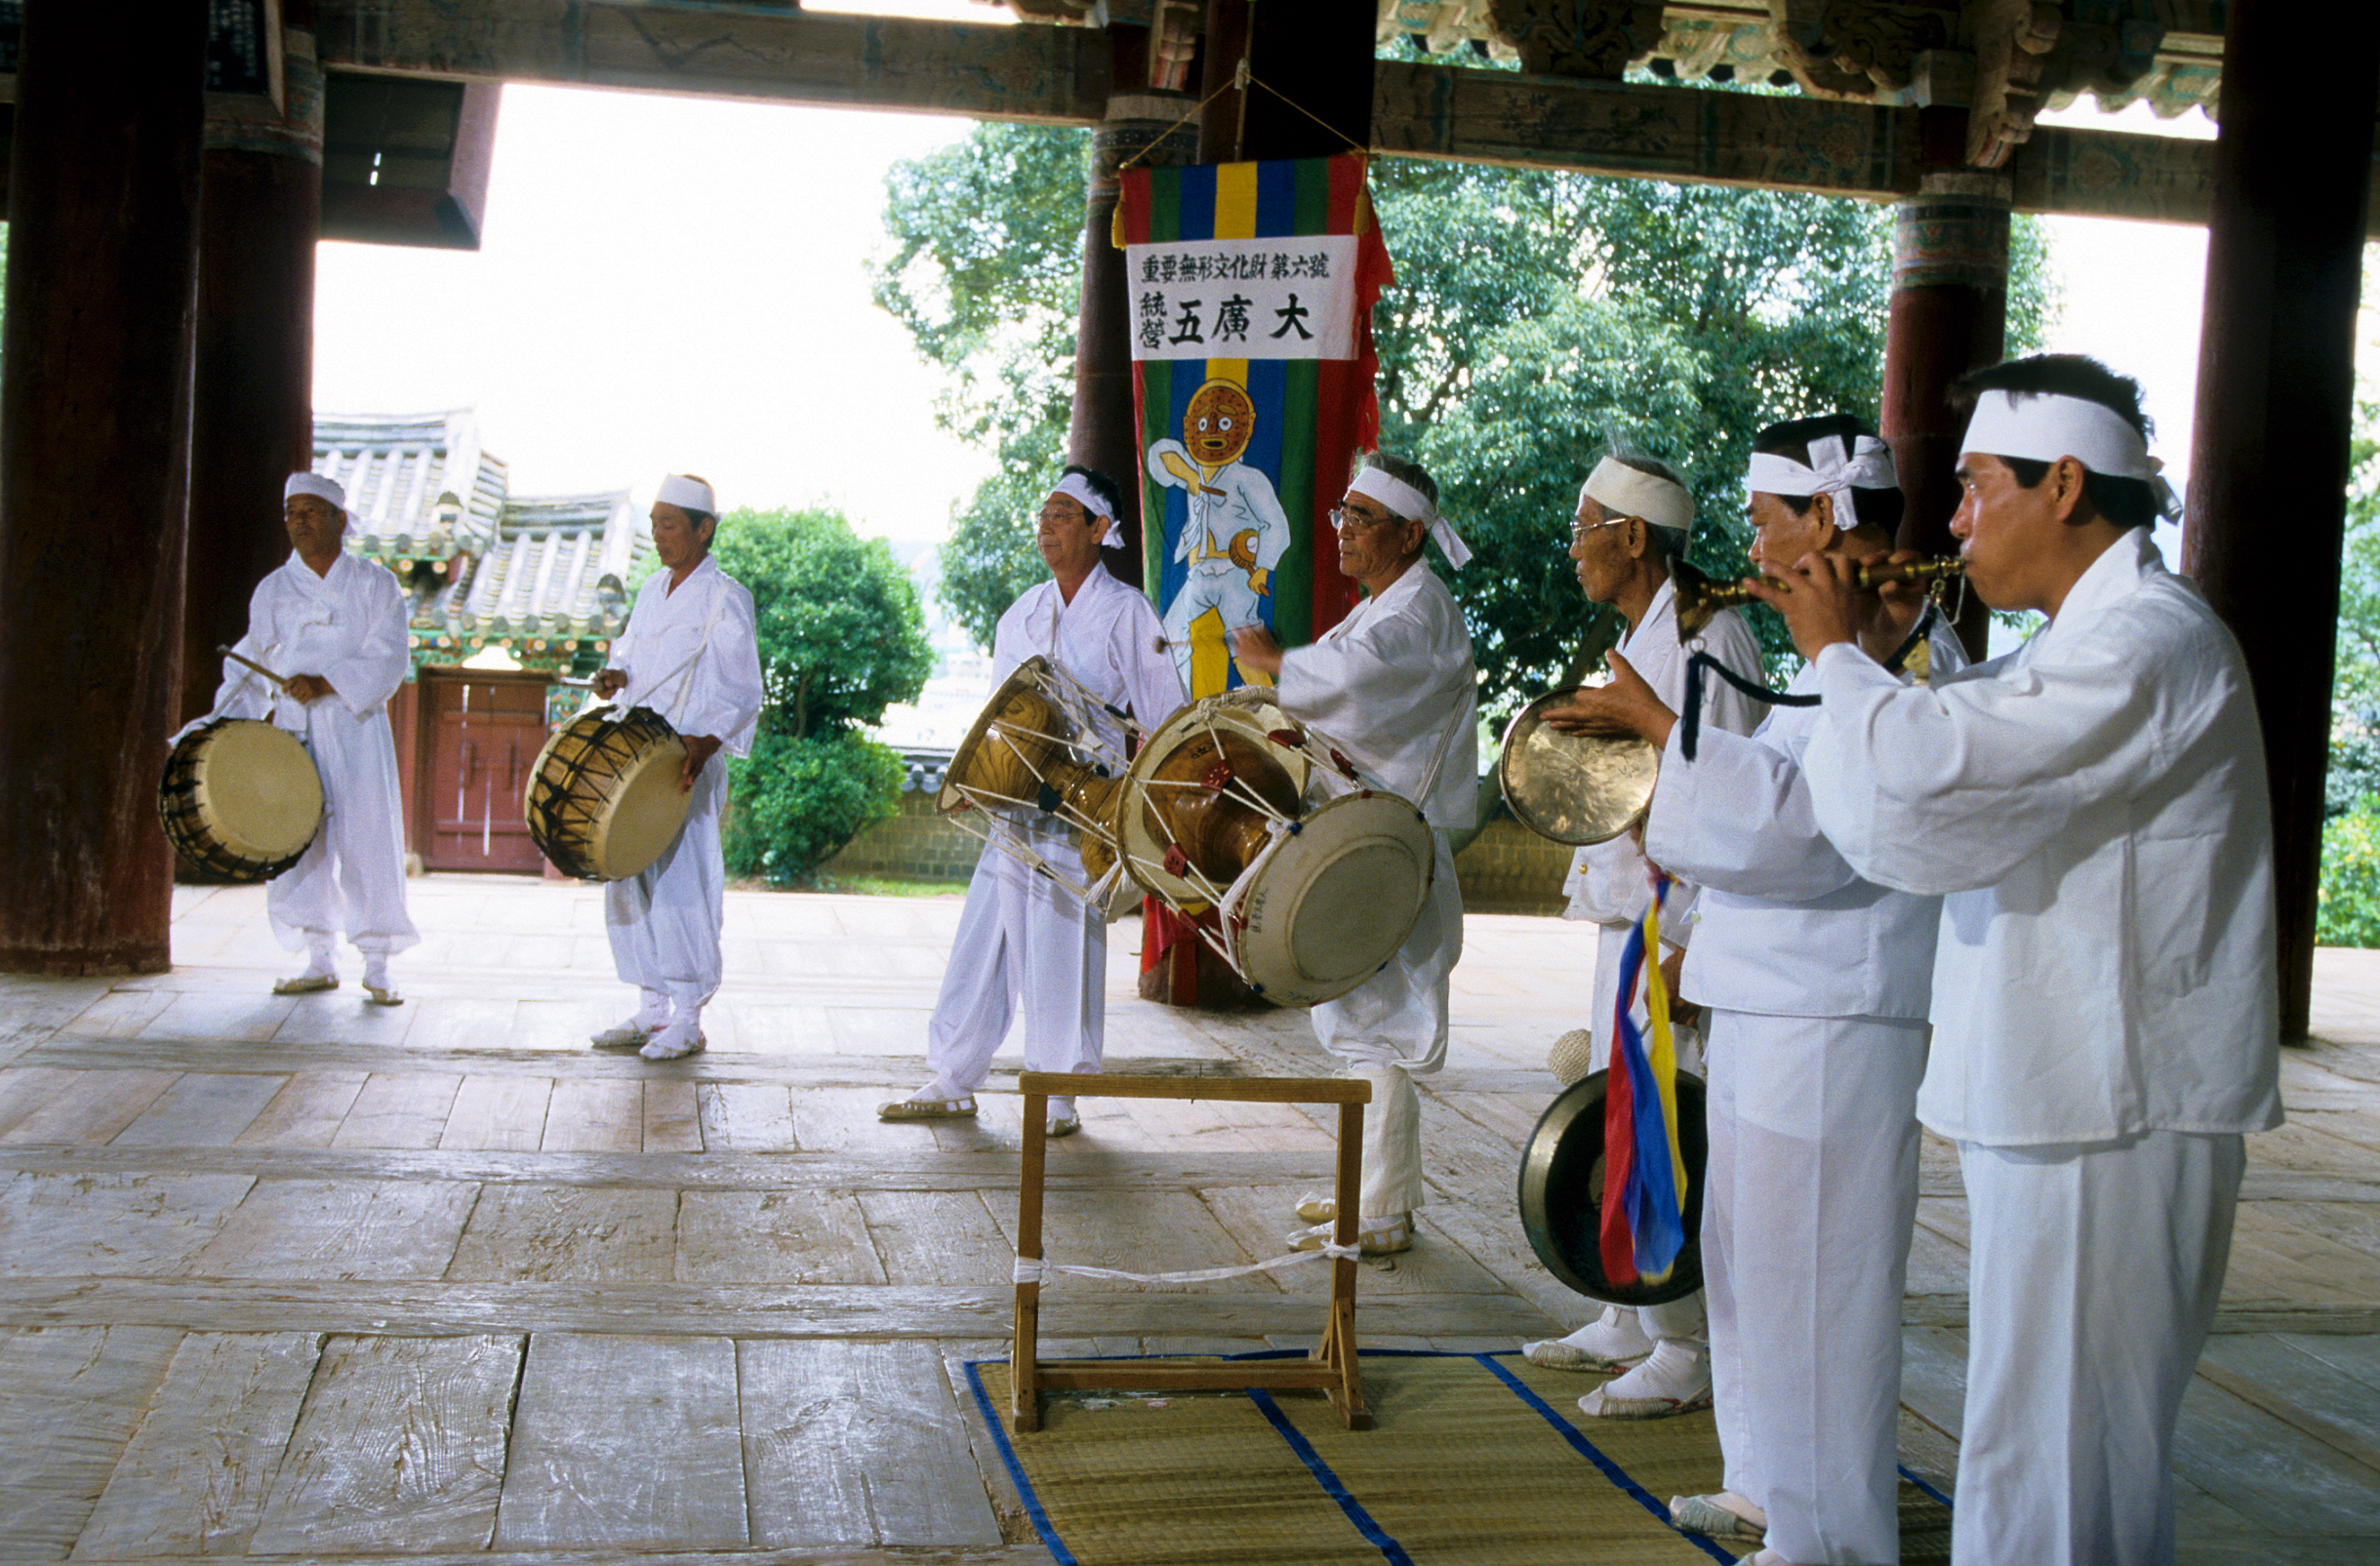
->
<box><xmin>1011</xmin><ymin>1069</ymin><xmax>1373</xmax><ymax>1433</ymax></box>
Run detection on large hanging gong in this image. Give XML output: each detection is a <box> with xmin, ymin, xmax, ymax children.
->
<box><xmin>1516</xmin><ymin>1068</ymin><xmax>1710</xmax><ymax>1307</ymax></box>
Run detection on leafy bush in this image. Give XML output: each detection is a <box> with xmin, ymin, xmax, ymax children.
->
<box><xmin>2319</xmin><ymin>801</ymin><xmax>2380</xmax><ymax>947</ymax></box>
<box><xmin>724</xmin><ymin>731</ymin><xmax>906</xmax><ymax>887</ymax></box>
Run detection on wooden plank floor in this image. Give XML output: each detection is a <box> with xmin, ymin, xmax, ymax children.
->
<box><xmin>0</xmin><ymin>876</ymin><xmax>2371</xmax><ymax>1562</ymax></box>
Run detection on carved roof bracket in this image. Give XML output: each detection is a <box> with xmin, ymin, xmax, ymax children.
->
<box><xmin>1965</xmin><ymin>0</ymin><xmax>2167</xmax><ymax>169</ymax></box>
<box><xmin>1484</xmin><ymin>0</ymin><xmax>1668</xmax><ymax>80</ymax></box>
<box><xmin>1767</xmin><ymin>0</ymin><xmax>1956</xmax><ymax>100</ymax></box>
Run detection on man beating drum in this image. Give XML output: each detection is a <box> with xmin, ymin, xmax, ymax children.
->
<box><xmin>1230</xmin><ymin>452</ymin><xmax>1478</xmax><ymax>1258</ymax></box>
<box><xmin>189</xmin><ymin>472</ymin><xmax>418</xmax><ymax>1004</ymax></box>
<box><xmin>586</xmin><ymin>474</ymin><xmax>764</xmax><ymax>1061</ymax></box>
<box><xmin>879</xmin><ymin>467</ymin><xmax>1184</xmax><ymax>1138</ymax></box>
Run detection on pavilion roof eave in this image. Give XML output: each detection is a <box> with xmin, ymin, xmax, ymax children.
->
<box><xmin>308</xmin><ymin>1</ymin><xmax>2380</xmax><ymax>237</ymax></box>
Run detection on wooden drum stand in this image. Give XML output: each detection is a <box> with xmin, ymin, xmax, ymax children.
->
<box><xmin>1009</xmin><ymin>1070</ymin><xmax>1372</xmax><ymax>1432</ymax></box>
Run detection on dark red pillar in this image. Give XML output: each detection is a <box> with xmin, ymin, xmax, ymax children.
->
<box><xmin>0</xmin><ymin>0</ymin><xmax>205</xmax><ymax>973</ymax></box>
<box><xmin>1197</xmin><ymin>0</ymin><xmax>1374</xmax><ymax>164</ymax></box>
<box><xmin>1070</xmin><ymin>24</ymin><xmax>1197</xmax><ymax>587</ymax></box>
<box><xmin>2182</xmin><ymin>0</ymin><xmax>2380</xmax><ymax>1039</ymax></box>
<box><xmin>185</xmin><ymin>23</ymin><xmax>325</xmax><ymax>727</ymax></box>
<box><xmin>1880</xmin><ymin>167</ymin><xmax>2009</xmax><ymax>662</ymax></box>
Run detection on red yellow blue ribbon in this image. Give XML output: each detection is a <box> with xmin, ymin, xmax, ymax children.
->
<box><xmin>1598</xmin><ymin>870</ymin><xmax>1689</xmax><ymax>1288</ymax></box>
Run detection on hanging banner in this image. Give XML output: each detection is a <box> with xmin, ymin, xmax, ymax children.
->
<box><xmin>1116</xmin><ymin>154</ymin><xmax>1392</xmax><ymax>703</ymax></box>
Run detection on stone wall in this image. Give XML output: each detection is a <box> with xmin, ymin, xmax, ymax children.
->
<box><xmin>818</xmin><ymin>791</ymin><xmax>1573</xmax><ymax>915</ymax></box>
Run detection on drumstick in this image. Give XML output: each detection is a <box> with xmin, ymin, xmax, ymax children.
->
<box><xmin>1159</xmin><ymin>450</ymin><xmax>1228</xmax><ymax>498</ymax></box>
<box><xmin>217</xmin><ymin>645</ymin><xmax>291</xmax><ymax>692</ymax></box>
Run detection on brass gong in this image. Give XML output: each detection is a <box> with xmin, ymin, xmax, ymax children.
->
<box><xmin>1498</xmin><ymin>686</ymin><xmax>1660</xmax><ymax>846</ymax></box>
<box><xmin>1517</xmin><ymin>1068</ymin><xmax>1708</xmax><ymax>1307</ymax></box>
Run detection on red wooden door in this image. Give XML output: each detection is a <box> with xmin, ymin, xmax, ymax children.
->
<box><xmin>423</xmin><ymin>671</ymin><xmax>551</xmax><ymax>873</ymax></box>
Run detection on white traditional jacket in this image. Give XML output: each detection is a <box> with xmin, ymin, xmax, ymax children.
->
<box><xmin>1647</xmin><ymin>617</ymin><xmax>1966</xmax><ymax>1021</ymax></box>
<box><xmin>1276</xmin><ymin>561</ymin><xmax>1477</xmax><ymax>829</ymax></box>
<box><xmin>1802</xmin><ymin>528</ymin><xmax>2283</xmax><ymax>1145</ymax></box>
<box><xmin>993</xmin><ymin>566</ymin><xmax>1184</xmax><ymax>759</ymax></box>
<box><xmin>215</xmin><ymin>548</ymin><xmax>410</xmax><ymax>734</ymax></box>
<box><xmin>611</xmin><ymin>556</ymin><xmax>764</xmax><ymax>758</ymax></box>
<box><xmin>1565</xmin><ymin>577</ymin><xmax>1765</xmax><ymax>942</ymax></box>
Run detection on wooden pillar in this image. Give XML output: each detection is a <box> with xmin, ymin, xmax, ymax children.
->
<box><xmin>184</xmin><ymin>23</ymin><xmax>325</xmax><ymax>727</ymax></box>
<box><xmin>0</xmin><ymin>0</ymin><xmax>205</xmax><ymax>973</ymax></box>
<box><xmin>1196</xmin><ymin>0</ymin><xmax>1374</xmax><ymax>164</ymax></box>
<box><xmin>1880</xmin><ymin>165</ymin><xmax>2008</xmax><ymax>663</ymax></box>
<box><xmin>2182</xmin><ymin>0</ymin><xmax>2380</xmax><ymax>1040</ymax></box>
<box><xmin>1070</xmin><ymin>27</ymin><xmax>1197</xmax><ymax>585</ymax></box>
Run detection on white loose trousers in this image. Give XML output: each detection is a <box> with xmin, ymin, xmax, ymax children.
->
<box><xmin>1702</xmin><ymin>1009</ymin><xmax>1928</xmax><ymax>1564</ymax></box>
<box><xmin>925</xmin><ymin>822</ymin><xmax>1105</xmax><ymax>1093</ymax></box>
<box><xmin>1954</xmin><ymin>1130</ymin><xmax>2241</xmax><ymax>1566</ymax></box>
<box><xmin>1311</xmin><ymin>831</ymin><xmax>1461</xmax><ymax>1216</ymax></box>
<box><xmin>604</xmin><ymin>760</ymin><xmax>730</xmax><ymax>1011</ymax></box>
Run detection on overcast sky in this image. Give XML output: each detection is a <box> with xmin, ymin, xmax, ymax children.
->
<box><xmin>310</xmin><ymin>37</ymin><xmax>2329</xmax><ymax>560</ymax></box>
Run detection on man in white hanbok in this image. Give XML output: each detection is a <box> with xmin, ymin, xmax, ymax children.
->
<box><xmin>1755</xmin><ymin>357</ymin><xmax>2281</xmax><ymax>1566</ymax></box>
<box><xmin>1231</xmin><ymin>453</ymin><xmax>1478</xmax><ymax>1258</ymax></box>
<box><xmin>197</xmin><ymin>472</ymin><xmax>418</xmax><ymax>1003</ymax></box>
<box><xmin>589</xmin><ymin>474</ymin><xmax>764</xmax><ymax>1062</ymax></box>
<box><xmin>881</xmin><ymin>468</ymin><xmax>1184</xmax><ymax>1138</ymax></box>
<box><xmin>1526</xmin><ymin>455</ymin><xmax>1763</xmax><ymax>1418</ymax></box>
<box><xmin>1553</xmin><ymin>416</ymin><xmax>1965</xmax><ymax>1562</ymax></box>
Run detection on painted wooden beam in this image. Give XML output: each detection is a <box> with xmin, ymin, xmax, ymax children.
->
<box><xmin>309</xmin><ymin>5</ymin><xmax>2380</xmax><ymax>233</ymax></box>
<box><xmin>313</xmin><ymin>0</ymin><xmax>1111</xmax><ymax>123</ymax></box>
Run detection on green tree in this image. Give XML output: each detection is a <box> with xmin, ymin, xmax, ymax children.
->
<box><xmin>683</xmin><ymin>506</ymin><xmax>934</xmax><ymax>884</ymax></box>
<box><xmin>872</xmin><ymin>125</ymin><xmax>1089</xmax><ymax>648</ymax></box>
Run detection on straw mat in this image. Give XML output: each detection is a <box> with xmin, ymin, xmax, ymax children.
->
<box><xmin>970</xmin><ymin>1351</ymin><xmax>1951</xmax><ymax>1565</ymax></box>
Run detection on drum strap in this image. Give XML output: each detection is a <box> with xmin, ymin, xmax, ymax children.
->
<box><xmin>628</xmin><ymin>584</ymin><xmax>728</xmax><ymax>730</ymax></box>
<box><xmin>1677</xmin><ymin>603</ymin><xmax>1940</xmax><ymax>762</ymax></box>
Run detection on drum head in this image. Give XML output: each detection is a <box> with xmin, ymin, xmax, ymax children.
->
<box><xmin>1118</xmin><ymin>697</ymin><xmax>1311</xmax><ymax>909</ymax></box>
<box><xmin>525</xmin><ymin>706</ymin><xmax>690</xmax><ymax>881</ymax></box>
<box><xmin>938</xmin><ymin>656</ymin><xmax>1076</xmax><ymax>815</ymax></box>
<box><xmin>1499</xmin><ymin>687</ymin><xmax>1659</xmax><ymax>846</ymax></box>
<box><xmin>1516</xmin><ymin>1068</ymin><xmax>1708</xmax><ymax>1307</ymax></box>
<box><xmin>1217</xmin><ymin>792</ymin><xmax>1433</xmax><ymax>1007</ymax></box>
<box><xmin>597</xmin><ymin>740</ymin><xmax>695</xmax><ymax>880</ymax></box>
<box><xmin>196</xmin><ymin>720</ymin><xmax>324</xmax><ymax>864</ymax></box>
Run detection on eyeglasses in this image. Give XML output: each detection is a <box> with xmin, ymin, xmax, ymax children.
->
<box><xmin>1330</xmin><ymin>504</ymin><xmax>1400</xmax><ymax>534</ymax></box>
<box><xmin>1570</xmin><ymin>515</ymin><xmax>1634</xmax><ymax>545</ymax></box>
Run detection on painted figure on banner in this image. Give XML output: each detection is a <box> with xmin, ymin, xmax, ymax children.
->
<box><xmin>1148</xmin><ymin>377</ymin><xmax>1292</xmax><ymax>695</ymax></box>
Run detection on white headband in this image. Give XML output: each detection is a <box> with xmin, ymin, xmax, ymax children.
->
<box><xmin>1052</xmin><ymin>473</ymin><xmax>1124</xmax><ymax>547</ymax></box>
<box><xmin>1959</xmin><ymin>389</ymin><xmax>2181</xmax><ymax>519</ymax></box>
<box><xmin>1745</xmin><ymin>433</ymin><xmax>1898</xmax><ymax>532</ymax></box>
<box><xmin>1580</xmin><ymin>457</ymin><xmax>1692</xmax><ymax>537</ymax></box>
<box><xmin>1348</xmin><ymin>462</ymin><xmax>1471</xmax><ymax>570</ymax></box>
<box><xmin>656</xmin><ymin>474</ymin><xmax>717</xmax><ymax>516</ymax></box>
<box><xmin>285</xmin><ymin>471</ymin><xmax>344</xmax><ymax>512</ymax></box>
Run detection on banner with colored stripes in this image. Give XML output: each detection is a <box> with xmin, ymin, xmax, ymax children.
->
<box><xmin>1115</xmin><ymin>154</ymin><xmax>1392</xmax><ymax>702</ymax></box>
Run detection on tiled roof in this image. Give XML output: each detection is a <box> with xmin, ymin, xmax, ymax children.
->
<box><xmin>421</xmin><ymin>491</ymin><xmax>651</xmax><ymax>648</ymax></box>
<box><xmin>310</xmin><ymin>412</ymin><xmax>650</xmax><ymax>671</ymax></box>
<box><xmin>313</xmin><ymin>410</ymin><xmax>506</xmax><ymax>566</ymax></box>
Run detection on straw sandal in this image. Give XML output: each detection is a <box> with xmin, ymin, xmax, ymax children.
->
<box><xmin>1575</xmin><ymin>1384</ymin><xmax>1714</xmax><ymax>1420</ymax></box>
<box><xmin>877</xmin><ymin>1093</ymin><xmax>979</xmax><ymax>1121</ymax></box>
<box><xmin>1669</xmin><ymin>1493</ymin><xmax>1766</xmax><ymax>1542</ymax></box>
<box><xmin>361</xmin><ymin>984</ymin><xmax>404</xmax><ymax>1007</ymax></box>
<box><xmin>272</xmin><ymin>973</ymin><xmax>337</xmax><ymax>995</ymax></box>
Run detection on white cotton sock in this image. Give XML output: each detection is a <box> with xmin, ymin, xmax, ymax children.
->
<box><xmin>1557</xmin><ymin>1305</ymin><xmax>1655</xmax><ymax>1361</ymax></box>
<box><xmin>1046</xmin><ymin>1096</ymin><xmax>1077</xmax><ymax>1122</ymax></box>
<box><xmin>1598</xmin><ymin>1337</ymin><xmax>1709</xmax><ymax>1403</ymax></box>
<box><xmin>634</xmin><ymin>988</ymin><xmax>671</xmax><ymax>1028</ymax></box>
<box><xmin>303</xmin><ymin>939</ymin><xmax>337</xmax><ymax>979</ymax></box>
